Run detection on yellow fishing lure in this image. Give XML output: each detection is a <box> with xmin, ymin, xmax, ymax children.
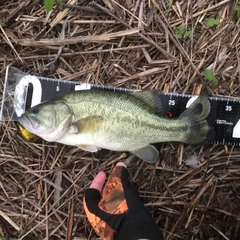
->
<box><xmin>18</xmin><ymin>124</ymin><xmax>38</xmax><ymax>142</ymax></box>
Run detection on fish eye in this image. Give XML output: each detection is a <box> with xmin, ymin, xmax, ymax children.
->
<box><xmin>32</xmin><ymin>105</ymin><xmax>41</xmax><ymax>114</ymax></box>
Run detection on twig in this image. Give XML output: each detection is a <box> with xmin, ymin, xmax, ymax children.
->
<box><xmin>92</xmin><ymin>2</ymin><xmax>176</xmax><ymax>60</ymax></box>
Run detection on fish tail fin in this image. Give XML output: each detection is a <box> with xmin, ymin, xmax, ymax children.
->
<box><xmin>179</xmin><ymin>95</ymin><xmax>210</xmax><ymax>144</ymax></box>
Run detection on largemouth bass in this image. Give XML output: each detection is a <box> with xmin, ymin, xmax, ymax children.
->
<box><xmin>18</xmin><ymin>90</ymin><xmax>210</xmax><ymax>163</ymax></box>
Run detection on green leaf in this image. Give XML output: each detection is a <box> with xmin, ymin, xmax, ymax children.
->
<box><xmin>173</xmin><ymin>25</ymin><xmax>192</xmax><ymax>39</ymax></box>
<box><xmin>206</xmin><ymin>18</ymin><xmax>220</xmax><ymax>27</ymax></box>
<box><xmin>167</xmin><ymin>0</ymin><xmax>173</xmax><ymax>7</ymax></box>
<box><xmin>177</xmin><ymin>25</ymin><xmax>185</xmax><ymax>34</ymax></box>
<box><xmin>0</xmin><ymin>23</ymin><xmax>7</xmax><ymax>27</ymax></box>
<box><xmin>44</xmin><ymin>0</ymin><xmax>55</xmax><ymax>12</ymax></box>
<box><xmin>235</xmin><ymin>4</ymin><xmax>240</xmax><ymax>19</ymax></box>
<box><xmin>184</xmin><ymin>30</ymin><xmax>192</xmax><ymax>37</ymax></box>
<box><xmin>203</xmin><ymin>69</ymin><xmax>218</xmax><ymax>84</ymax></box>
<box><xmin>174</xmin><ymin>33</ymin><xmax>182</xmax><ymax>39</ymax></box>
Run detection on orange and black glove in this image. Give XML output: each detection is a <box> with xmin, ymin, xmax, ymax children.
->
<box><xmin>83</xmin><ymin>163</ymin><xmax>163</xmax><ymax>240</ymax></box>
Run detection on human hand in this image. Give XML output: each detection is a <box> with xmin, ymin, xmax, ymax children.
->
<box><xmin>83</xmin><ymin>162</ymin><xmax>163</xmax><ymax>240</ymax></box>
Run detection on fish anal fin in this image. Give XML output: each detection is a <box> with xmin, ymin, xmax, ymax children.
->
<box><xmin>71</xmin><ymin>116</ymin><xmax>103</xmax><ymax>134</ymax></box>
<box><xmin>76</xmin><ymin>144</ymin><xmax>100</xmax><ymax>152</ymax></box>
<box><xmin>131</xmin><ymin>90</ymin><xmax>163</xmax><ymax>115</ymax></box>
<box><xmin>131</xmin><ymin>145</ymin><xmax>159</xmax><ymax>163</ymax></box>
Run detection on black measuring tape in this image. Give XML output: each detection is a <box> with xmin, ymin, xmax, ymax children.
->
<box><xmin>17</xmin><ymin>74</ymin><xmax>240</xmax><ymax>146</ymax></box>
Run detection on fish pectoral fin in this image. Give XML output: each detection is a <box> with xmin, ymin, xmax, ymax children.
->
<box><xmin>68</xmin><ymin>125</ymin><xmax>79</xmax><ymax>134</ymax></box>
<box><xmin>76</xmin><ymin>144</ymin><xmax>99</xmax><ymax>152</ymax></box>
<box><xmin>71</xmin><ymin>116</ymin><xmax>103</xmax><ymax>134</ymax></box>
<box><xmin>130</xmin><ymin>90</ymin><xmax>163</xmax><ymax>115</ymax></box>
<box><xmin>130</xmin><ymin>145</ymin><xmax>159</xmax><ymax>163</ymax></box>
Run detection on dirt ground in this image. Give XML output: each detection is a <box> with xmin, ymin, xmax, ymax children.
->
<box><xmin>1</xmin><ymin>0</ymin><xmax>240</xmax><ymax>239</ymax></box>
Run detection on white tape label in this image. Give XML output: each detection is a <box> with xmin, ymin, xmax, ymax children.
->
<box><xmin>233</xmin><ymin>120</ymin><xmax>240</xmax><ymax>138</ymax></box>
<box><xmin>75</xmin><ymin>83</ymin><xmax>91</xmax><ymax>90</ymax></box>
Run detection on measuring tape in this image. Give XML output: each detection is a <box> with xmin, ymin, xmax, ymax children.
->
<box><xmin>3</xmin><ymin>68</ymin><xmax>240</xmax><ymax>146</ymax></box>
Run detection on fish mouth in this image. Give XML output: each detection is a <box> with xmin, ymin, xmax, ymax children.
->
<box><xmin>18</xmin><ymin>114</ymin><xmax>37</xmax><ymax>132</ymax></box>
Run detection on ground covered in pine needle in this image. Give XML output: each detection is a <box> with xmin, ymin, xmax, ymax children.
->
<box><xmin>1</xmin><ymin>0</ymin><xmax>240</xmax><ymax>239</ymax></box>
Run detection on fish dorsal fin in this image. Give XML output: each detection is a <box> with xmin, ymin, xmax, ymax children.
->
<box><xmin>69</xmin><ymin>116</ymin><xmax>103</xmax><ymax>134</ymax></box>
<box><xmin>76</xmin><ymin>144</ymin><xmax>99</xmax><ymax>152</ymax></box>
<box><xmin>130</xmin><ymin>90</ymin><xmax>163</xmax><ymax>114</ymax></box>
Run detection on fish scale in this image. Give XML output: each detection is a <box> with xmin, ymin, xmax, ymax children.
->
<box><xmin>1</xmin><ymin>66</ymin><xmax>240</xmax><ymax>146</ymax></box>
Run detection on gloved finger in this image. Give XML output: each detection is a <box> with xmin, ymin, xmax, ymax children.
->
<box><xmin>120</xmin><ymin>167</ymin><xmax>130</xmax><ymax>188</ymax></box>
<box><xmin>120</xmin><ymin>168</ymin><xmax>139</xmax><ymax>196</ymax></box>
<box><xmin>128</xmin><ymin>183</ymin><xmax>139</xmax><ymax>196</ymax></box>
<box><xmin>120</xmin><ymin>167</ymin><xmax>144</xmax><ymax>211</ymax></box>
<box><xmin>89</xmin><ymin>171</ymin><xmax>106</xmax><ymax>193</ymax></box>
